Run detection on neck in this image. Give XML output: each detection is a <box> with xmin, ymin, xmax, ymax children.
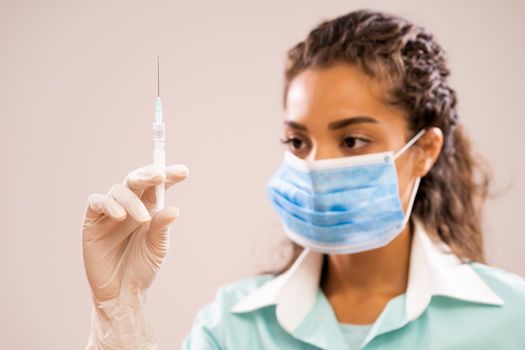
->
<box><xmin>321</xmin><ymin>222</ymin><xmax>413</xmax><ymax>298</ymax></box>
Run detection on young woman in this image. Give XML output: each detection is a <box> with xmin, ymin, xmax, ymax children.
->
<box><xmin>82</xmin><ymin>9</ymin><xmax>525</xmax><ymax>349</ymax></box>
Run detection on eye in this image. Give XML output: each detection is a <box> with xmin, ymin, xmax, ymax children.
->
<box><xmin>280</xmin><ymin>136</ymin><xmax>307</xmax><ymax>151</ymax></box>
<box><xmin>340</xmin><ymin>135</ymin><xmax>370</xmax><ymax>150</ymax></box>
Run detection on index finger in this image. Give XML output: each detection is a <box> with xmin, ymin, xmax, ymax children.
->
<box><xmin>164</xmin><ymin>164</ymin><xmax>189</xmax><ymax>190</ymax></box>
<box><xmin>141</xmin><ymin>164</ymin><xmax>189</xmax><ymax>207</ymax></box>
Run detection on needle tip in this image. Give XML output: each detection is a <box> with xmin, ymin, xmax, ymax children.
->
<box><xmin>157</xmin><ymin>56</ymin><xmax>160</xmax><ymax>97</ymax></box>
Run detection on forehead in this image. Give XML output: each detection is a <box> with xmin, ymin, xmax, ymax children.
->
<box><xmin>285</xmin><ymin>63</ymin><xmax>395</xmax><ymax>122</ymax></box>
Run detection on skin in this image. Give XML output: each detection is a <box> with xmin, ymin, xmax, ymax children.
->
<box><xmin>282</xmin><ymin>62</ymin><xmax>443</xmax><ymax>324</ymax></box>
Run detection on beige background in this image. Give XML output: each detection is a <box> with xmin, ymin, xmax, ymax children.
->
<box><xmin>0</xmin><ymin>0</ymin><xmax>524</xmax><ymax>348</ymax></box>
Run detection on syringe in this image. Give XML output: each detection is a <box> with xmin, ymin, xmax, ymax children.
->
<box><xmin>153</xmin><ymin>56</ymin><xmax>165</xmax><ymax>212</ymax></box>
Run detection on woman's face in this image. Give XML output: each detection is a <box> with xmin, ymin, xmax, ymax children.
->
<box><xmin>282</xmin><ymin>63</ymin><xmax>442</xmax><ymax>213</ymax></box>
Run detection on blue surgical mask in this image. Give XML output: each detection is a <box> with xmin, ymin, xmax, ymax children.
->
<box><xmin>266</xmin><ymin>129</ymin><xmax>426</xmax><ymax>254</ymax></box>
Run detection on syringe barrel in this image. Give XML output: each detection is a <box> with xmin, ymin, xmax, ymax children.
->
<box><xmin>153</xmin><ymin>121</ymin><xmax>165</xmax><ymax>142</ymax></box>
<box><xmin>153</xmin><ymin>121</ymin><xmax>166</xmax><ymax>212</ymax></box>
<box><xmin>153</xmin><ymin>122</ymin><xmax>166</xmax><ymax>167</ymax></box>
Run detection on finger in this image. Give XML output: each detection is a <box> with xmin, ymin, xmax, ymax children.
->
<box><xmin>142</xmin><ymin>164</ymin><xmax>189</xmax><ymax>205</ymax></box>
<box><xmin>108</xmin><ymin>183</ymin><xmax>151</xmax><ymax>223</ymax></box>
<box><xmin>164</xmin><ymin>164</ymin><xmax>189</xmax><ymax>191</ymax></box>
<box><xmin>85</xmin><ymin>193</ymin><xmax>127</xmax><ymax>221</ymax></box>
<box><xmin>124</xmin><ymin>164</ymin><xmax>165</xmax><ymax>198</ymax></box>
<box><xmin>145</xmin><ymin>206</ymin><xmax>179</xmax><ymax>262</ymax></box>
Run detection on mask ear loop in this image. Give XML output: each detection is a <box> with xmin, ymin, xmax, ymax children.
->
<box><xmin>393</xmin><ymin>129</ymin><xmax>427</xmax><ymax>160</ymax></box>
<box><xmin>391</xmin><ymin>128</ymin><xmax>426</xmax><ymax>225</ymax></box>
<box><xmin>403</xmin><ymin>176</ymin><xmax>421</xmax><ymax>225</ymax></box>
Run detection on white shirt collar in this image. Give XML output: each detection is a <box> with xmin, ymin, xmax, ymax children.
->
<box><xmin>231</xmin><ymin>218</ymin><xmax>504</xmax><ymax>333</ymax></box>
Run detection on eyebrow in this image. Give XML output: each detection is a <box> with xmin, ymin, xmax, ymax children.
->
<box><xmin>283</xmin><ymin>116</ymin><xmax>378</xmax><ymax>131</ymax></box>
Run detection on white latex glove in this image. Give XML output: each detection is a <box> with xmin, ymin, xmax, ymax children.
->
<box><xmin>82</xmin><ymin>163</ymin><xmax>189</xmax><ymax>349</ymax></box>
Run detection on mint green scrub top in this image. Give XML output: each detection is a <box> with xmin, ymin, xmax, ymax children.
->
<box><xmin>339</xmin><ymin>322</ymin><xmax>373</xmax><ymax>349</ymax></box>
<box><xmin>181</xmin><ymin>263</ymin><xmax>525</xmax><ymax>349</ymax></box>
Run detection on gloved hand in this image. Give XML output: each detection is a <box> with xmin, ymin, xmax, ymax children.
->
<box><xmin>81</xmin><ymin>163</ymin><xmax>189</xmax><ymax>349</ymax></box>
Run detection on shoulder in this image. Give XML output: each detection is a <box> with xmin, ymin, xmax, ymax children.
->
<box><xmin>191</xmin><ymin>273</ymin><xmax>275</xmax><ymax>326</ymax></box>
<box><xmin>469</xmin><ymin>262</ymin><xmax>525</xmax><ymax>300</ymax></box>
<box><xmin>209</xmin><ymin>273</ymin><xmax>275</xmax><ymax>311</ymax></box>
<box><xmin>469</xmin><ymin>261</ymin><xmax>525</xmax><ymax>322</ymax></box>
<box><xmin>182</xmin><ymin>274</ymin><xmax>276</xmax><ymax>349</ymax></box>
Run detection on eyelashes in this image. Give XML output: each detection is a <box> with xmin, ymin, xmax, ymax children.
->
<box><xmin>280</xmin><ymin>135</ymin><xmax>371</xmax><ymax>152</ymax></box>
<box><xmin>280</xmin><ymin>137</ymin><xmax>302</xmax><ymax>147</ymax></box>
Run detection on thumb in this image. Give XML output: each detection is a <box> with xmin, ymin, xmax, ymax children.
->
<box><xmin>145</xmin><ymin>206</ymin><xmax>179</xmax><ymax>259</ymax></box>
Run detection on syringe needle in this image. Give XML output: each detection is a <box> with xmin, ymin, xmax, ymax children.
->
<box><xmin>153</xmin><ymin>56</ymin><xmax>165</xmax><ymax>212</ymax></box>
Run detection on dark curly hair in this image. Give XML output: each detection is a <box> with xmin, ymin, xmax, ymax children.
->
<box><xmin>268</xmin><ymin>8</ymin><xmax>491</xmax><ymax>275</ymax></box>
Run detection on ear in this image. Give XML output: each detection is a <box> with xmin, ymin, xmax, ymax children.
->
<box><xmin>413</xmin><ymin>127</ymin><xmax>443</xmax><ymax>177</ymax></box>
